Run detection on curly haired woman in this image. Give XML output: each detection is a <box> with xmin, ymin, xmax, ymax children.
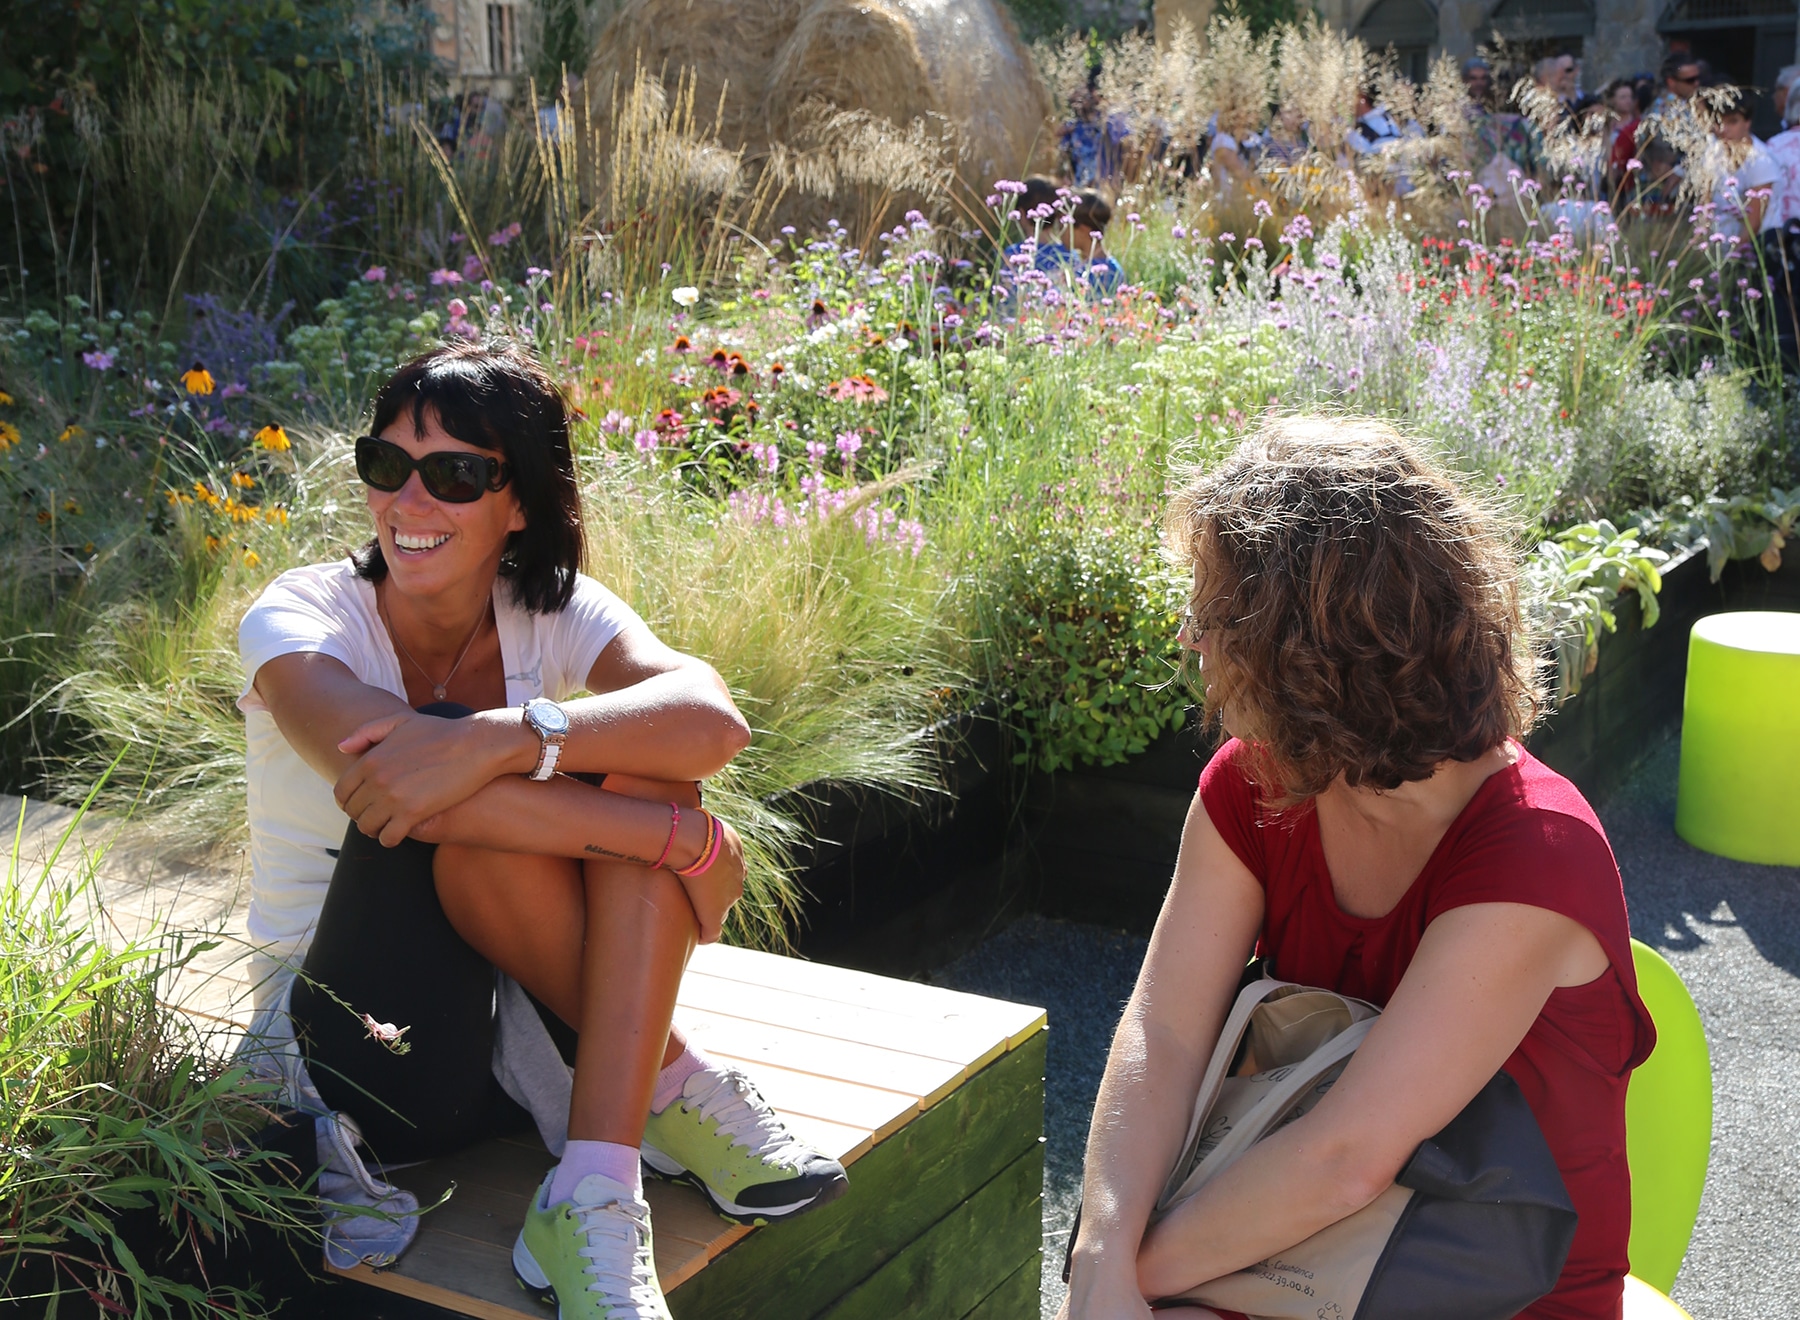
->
<box><xmin>1061</xmin><ymin>417</ymin><xmax>1655</xmax><ymax>1320</ymax></box>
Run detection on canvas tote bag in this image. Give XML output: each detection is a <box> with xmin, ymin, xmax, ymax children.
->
<box><xmin>1147</xmin><ymin>976</ymin><xmax>1579</xmax><ymax>1320</ymax></box>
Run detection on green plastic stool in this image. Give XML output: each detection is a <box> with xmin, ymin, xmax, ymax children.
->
<box><xmin>1625</xmin><ymin>940</ymin><xmax>1712</xmax><ymax>1295</ymax></box>
<box><xmin>1675</xmin><ymin>611</ymin><xmax>1800</xmax><ymax>865</ymax></box>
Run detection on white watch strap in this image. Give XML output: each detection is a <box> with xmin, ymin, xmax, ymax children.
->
<box><xmin>530</xmin><ymin>737</ymin><xmax>562</xmax><ymax>781</ymax></box>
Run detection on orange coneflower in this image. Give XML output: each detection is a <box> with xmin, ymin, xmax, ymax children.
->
<box><xmin>242</xmin><ymin>549</ymin><xmax>262</xmax><ymax>568</ymax></box>
<box><xmin>254</xmin><ymin>423</ymin><xmax>291</xmax><ymax>452</ymax></box>
<box><xmin>0</xmin><ymin>390</ymin><xmax>14</xmax><ymax>407</ymax></box>
<box><xmin>181</xmin><ymin>362</ymin><xmax>216</xmax><ymax>395</ymax></box>
<box><xmin>0</xmin><ymin>421</ymin><xmax>18</xmax><ymax>449</ymax></box>
<box><xmin>230</xmin><ymin>472</ymin><xmax>256</xmax><ymax>488</ymax></box>
<box><xmin>263</xmin><ymin>506</ymin><xmax>289</xmax><ymax>526</ymax></box>
<box><xmin>58</xmin><ymin>423</ymin><xmax>83</xmax><ymax>443</ymax></box>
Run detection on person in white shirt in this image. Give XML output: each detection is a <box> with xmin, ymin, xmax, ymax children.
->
<box><xmin>240</xmin><ymin>341</ymin><xmax>845</xmax><ymax>1319</ymax></box>
<box><xmin>1766</xmin><ymin>88</ymin><xmax>1800</xmax><ymax>232</ymax></box>
<box><xmin>1707</xmin><ymin>90</ymin><xmax>1779</xmax><ymax>247</ymax></box>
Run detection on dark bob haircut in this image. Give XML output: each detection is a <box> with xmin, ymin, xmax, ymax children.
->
<box><xmin>356</xmin><ymin>340</ymin><xmax>584</xmax><ymax>614</ymax></box>
<box><xmin>1166</xmin><ymin>417</ymin><xmax>1543</xmax><ymax>803</ymax></box>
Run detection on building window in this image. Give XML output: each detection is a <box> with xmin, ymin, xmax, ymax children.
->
<box><xmin>487</xmin><ymin>3</ymin><xmax>517</xmax><ymax>74</ymax></box>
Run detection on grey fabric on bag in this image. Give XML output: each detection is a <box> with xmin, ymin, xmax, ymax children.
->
<box><xmin>1356</xmin><ymin>1070</ymin><xmax>1579</xmax><ymax>1320</ymax></box>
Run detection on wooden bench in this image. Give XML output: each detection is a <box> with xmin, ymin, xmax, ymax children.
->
<box><xmin>329</xmin><ymin>943</ymin><xmax>1048</xmax><ymax>1320</ymax></box>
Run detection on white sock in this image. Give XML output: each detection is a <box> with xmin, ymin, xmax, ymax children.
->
<box><xmin>651</xmin><ymin>1041</ymin><xmax>715</xmax><ymax>1114</ymax></box>
<box><xmin>548</xmin><ymin>1139</ymin><xmax>643</xmax><ymax>1205</ymax></box>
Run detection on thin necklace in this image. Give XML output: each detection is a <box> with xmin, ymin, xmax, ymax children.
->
<box><xmin>380</xmin><ymin>592</ymin><xmax>488</xmax><ymax>702</ymax></box>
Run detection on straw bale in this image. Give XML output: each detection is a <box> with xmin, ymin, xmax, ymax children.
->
<box><xmin>587</xmin><ymin>0</ymin><xmax>1055</xmax><ymax>227</ymax></box>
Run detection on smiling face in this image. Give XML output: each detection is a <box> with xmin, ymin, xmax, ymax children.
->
<box><xmin>367</xmin><ymin>410</ymin><xmax>525</xmax><ymax>604</ymax></box>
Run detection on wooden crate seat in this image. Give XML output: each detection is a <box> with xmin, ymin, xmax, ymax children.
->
<box><xmin>329</xmin><ymin>943</ymin><xmax>1048</xmax><ymax>1320</ymax></box>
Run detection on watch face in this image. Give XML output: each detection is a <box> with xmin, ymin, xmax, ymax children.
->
<box><xmin>528</xmin><ymin>698</ymin><xmax>571</xmax><ymax>734</ymax></box>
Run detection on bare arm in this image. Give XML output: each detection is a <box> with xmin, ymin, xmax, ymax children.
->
<box><xmin>330</xmin><ymin>622</ymin><xmax>751</xmax><ymax>845</ymax></box>
<box><xmin>1135</xmin><ymin>901</ymin><xmax>1605</xmax><ymax>1299</ymax></box>
<box><xmin>1061</xmin><ymin>792</ymin><xmax>1265</xmax><ymax>1318</ymax></box>
<box><xmin>250</xmin><ymin>650</ymin><xmax>744</xmax><ymax>939</ymax></box>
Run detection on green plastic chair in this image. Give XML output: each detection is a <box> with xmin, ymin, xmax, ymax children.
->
<box><xmin>1625</xmin><ymin>939</ymin><xmax>1713</xmax><ymax>1295</ymax></box>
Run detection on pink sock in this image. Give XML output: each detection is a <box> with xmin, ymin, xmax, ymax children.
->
<box><xmin>548</xmin><ymin>1139</ymin><xmax>642</xmax><ymax>1205</ymax></box>
<box><xmin>651</xmin><ymin>1041</ymin><xmax>713</xmax><ymax>1114</ymax></box>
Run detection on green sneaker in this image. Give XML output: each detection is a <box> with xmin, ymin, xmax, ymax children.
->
<box><xmin>512</xmin><ymin>1171</ymin><xmax>669</xmax><ymax>1320</ymax></box>
<box><xmin>641</xmin><ymin>1065</ymin><xmax>848</xmax><ymax>1225</ymax></box>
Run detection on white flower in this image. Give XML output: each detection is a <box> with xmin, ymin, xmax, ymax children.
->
<box><xmin>672</xmin><ymin>286</ymin><xmax>700</xmax><ymax>308</ymax></box>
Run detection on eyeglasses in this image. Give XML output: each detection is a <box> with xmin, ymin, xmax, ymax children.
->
<box><xmin>355</xmin><ymin>436</ymin><xmax>511</xmax><ymax>503</ymax></box>
<box><xmin>1671</xmin><ymin>73</ymin><xmax>1698</xmax><ymax>86</ymax></box>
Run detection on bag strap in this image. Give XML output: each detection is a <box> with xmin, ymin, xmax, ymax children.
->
<box><xmin>1158</xmin><ymin>977</ymin><xmax>1305</xmax><ymax>1209</ymax></box>
<box><xmin>1178</xmin><ymin>1014</ymin><xmax>1376</xmax><ymax>1199</ymax></box>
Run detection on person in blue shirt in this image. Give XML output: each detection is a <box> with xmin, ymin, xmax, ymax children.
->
<box><xmin>1002</xmin><ymin>180</ymin><xmax>1122</xmax><ymax>301</ymax></box>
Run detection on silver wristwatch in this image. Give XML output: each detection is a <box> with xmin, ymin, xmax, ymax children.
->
<box><xmin>522</xmin><ymin>697</ymin><xmax>570</xmax><ymax>781</ymax></box>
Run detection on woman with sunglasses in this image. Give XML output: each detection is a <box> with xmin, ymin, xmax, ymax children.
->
<box><xmin>238</xmin><ymin>342</ymin><xmax>845</xmax><ymax>1320</ymax></box>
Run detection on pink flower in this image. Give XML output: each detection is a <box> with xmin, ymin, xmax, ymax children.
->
<box><xmin>221</xmin><ymin>381</ymin><xmax>248</xmax><ymax>399</ymax></box>
<box><xmin>81</xmin><ymin>349</ymin><xmax>116</xmax><ymax>371</ymax></box>
<box><xmin>361</xmin><ymin>1015</ymin><xmax>411</xmax><ymax>1049</ymax></box>
<box><xmin>446</xmin><ymin>297</ymin><xmax>469</xmax><ymax>318</ymax></box>
<box><xmin>599</xmin><ymin>410</ymin><xmax>628</xmax><ymax>434</ymax></box>
<box><xmin>488</xmin><ymin>221</ymin><xmax>523</xmax><ymax>247</ymax></box>
<box><xmin>430</xmin><ymin>269</ymin><xmax>462</xmax><ymax>286</ymax></box>
<box><xmin>363</xmin><ymin>266</ymin><xmax>387</xmax><ymax>282</ymax></box>
<box><xmin>633</xmin><ymin>429</ymin><xmax>659</xmax><ymax>453</ymax></box>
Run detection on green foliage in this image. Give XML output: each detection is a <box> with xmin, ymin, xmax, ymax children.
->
<box><xmin>0</xmin><ymin>794</ymin><xmax>317</xmax><ymax>1317</ymax></box>
<box><xmin>1525</xmin><ymin>519</ymin><xmax>1668</xmax><ymax>702</ymax></box>
<box><xmin>1633</xmin><ymin>487</ymin><xmax>1800</xmax><ymax>583</ymax></box>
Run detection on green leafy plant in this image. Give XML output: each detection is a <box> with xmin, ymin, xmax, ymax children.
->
<box><xmin>0</xmin><ymin>789</ymin><xmax>318</xmax><ymax>1318</ymax></box>
<box><xmin>1525</xmin><ymin>519</ymin><xmax>1668</xmax><ymax>703</ymax></box>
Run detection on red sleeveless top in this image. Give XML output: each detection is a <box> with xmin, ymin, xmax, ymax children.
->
<box><xmin>1198</xmin><ymin>739</ymin><xmax>1656</xmax><ymax>1320</ymax></box>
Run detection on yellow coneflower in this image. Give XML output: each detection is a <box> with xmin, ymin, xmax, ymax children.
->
<box><xmin>231</xmin><ymin>472</ymin><xmax>256</xmax><ymax>488</ymax></box>
<box><xmin>263</xmin><ymin>506</ymin><xmax>289</xmax><ymax>526</ymax></box>
<box><xmin>242</xmin><ymin>549</ymin><xmax>262</xmax><ymax>568</ymax></box>
<box><xmin>182</xmin><ymin>362</ymin><xmax>216</xmax><ymax>396</ymax></box>
<box><xmin>58</xmin><ymin>424</ymin><xmax>83</xmax><ymax>443</ymax></box>
<box><xmin>192</xmin><ymin>481</ymin><xmax>220</xmax><ymax>507</ymax></box>
<box><xmin>0</xmin><ymin>421</ymin><xmax>19</xmax><ymax>449</ymax></box>
<box><xmin>0</xmin><ymin>390</ymin><xmax>14</xmax><ymax>407</ymax></box>
<box><xmin>254</xmin><ymin>423</ymin><xmax>290</xmax><ymax>452</ymax></box>
<box><xmin>165</xmin><ymin>488</ymin><xmax>191</xmax><ymax>507</ymax></box>
<box><xmin>222</xmin><ymin>497</ymin><xmax>257</xmax><ymax>524</ymax></box>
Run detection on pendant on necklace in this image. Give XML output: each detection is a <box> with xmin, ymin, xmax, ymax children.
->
<box><xmin>433</xmin><ymin>685</ymin><xmax>448</xmax><ymax>701</ymax></box>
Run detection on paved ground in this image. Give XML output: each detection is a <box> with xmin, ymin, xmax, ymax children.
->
<box><xmin>934</xmin><ymin>725</ymin><xmax>1800</xmax><ymax>1320</ymax></box>
<box><xmin>4</xmin><ymin>793</ymin><xmax>254</xmax><ymax>1030</ymax></box>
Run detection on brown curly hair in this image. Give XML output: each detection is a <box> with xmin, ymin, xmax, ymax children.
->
<box><xmin>1166</xmin><ymin>416</ymin><xmax>1543</xmax><ymax>802</ymax></box>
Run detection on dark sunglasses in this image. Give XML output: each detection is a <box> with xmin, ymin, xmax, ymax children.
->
<box><xmin>355</xmin><ymin>436</ymin><xmax>511</xmax><ymax>503</ymax></box>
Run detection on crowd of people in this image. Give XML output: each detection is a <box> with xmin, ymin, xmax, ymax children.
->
<box><xmin>1050</xmin><ymin>51</ymin><xmax>1800</xmax><ymax>257</ymax></box>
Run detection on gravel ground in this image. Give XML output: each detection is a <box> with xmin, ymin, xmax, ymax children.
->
<box><xmin>934</xmin><ymin>725</ymin><xmax>1800</xmax><ymax>1319</ymax></box>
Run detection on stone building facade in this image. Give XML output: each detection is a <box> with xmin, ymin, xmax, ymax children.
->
<box><xmin>425</xmin><ymin>0</ymin><xmax>527</xmax><ymax>95</ymax></box>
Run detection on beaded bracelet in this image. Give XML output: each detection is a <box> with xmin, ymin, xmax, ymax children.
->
<box><xmin>676</xmin><ymin>809</ymin><xmax>725</xmax><ymax>878</ymax></box>
<box><xmin>649</xmin><ymin>802</ymin><xmax>681</xmax><ymax>871</ymax></box>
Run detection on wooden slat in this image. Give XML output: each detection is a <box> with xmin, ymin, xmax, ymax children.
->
<box><xmin>962</xmin><ymin>1254</ymin><xmax>1043</xmax><ymax>1320</ymax></box>
<box><xmin>677</xmin><ymin>971</ymin><xmax>1013</xmax><ymax>1072</ymax></box>
<box><xmin>668</xmin><ymin>1029</ymin><xmax>1047</xmax><ymax>1320</ymax></box>
<box><xmin>689</xmin><ymin>944</ymin><xmax>1047</xmax><ymax>1050</ymax></box>
<box><xmin>333</xmin><ymin>1235</ymin><xmax>535</xmax><ymax>1320</ymax></box>
<box><xmin>816</xmin><ymin>1144</ymin><xmax>1043</xmax><ymax>1320</ymax></box>
<box><xmin>678</xmin><ymin>1006</ymin><xmax>969</xmax><ymax>1108</ymax></box>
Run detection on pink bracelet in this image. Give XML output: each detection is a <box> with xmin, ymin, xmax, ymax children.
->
<box><xmin>649</xmin><ymin>802</ymin><xmax>680</xmax><ymax>871</ymax></box>
<box><xmin>676</xmin><ymin>810</ymin><xmax>725</xmax><ymax>878</ymax></box>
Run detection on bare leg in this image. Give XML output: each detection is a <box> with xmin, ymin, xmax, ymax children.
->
<box><xmin>435</xmin><ymin>778</ymin><xmax>702</xmax><ymax>1145</ymax></box>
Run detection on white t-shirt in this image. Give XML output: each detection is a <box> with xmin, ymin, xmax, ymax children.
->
<box><xmin>1710</xmin><ymin>138</ymin><xmax>1780</xmax><ymax>240</ymax></box>
<box><xmin>1766</xmin><ymin>128</ymin><xmax>1800</xmax><ymax>231</ymax></box>
<box><xmin>237</xmin><ymin>560</ymin><xmax>642</xmax><ymax>998</ymax></box>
